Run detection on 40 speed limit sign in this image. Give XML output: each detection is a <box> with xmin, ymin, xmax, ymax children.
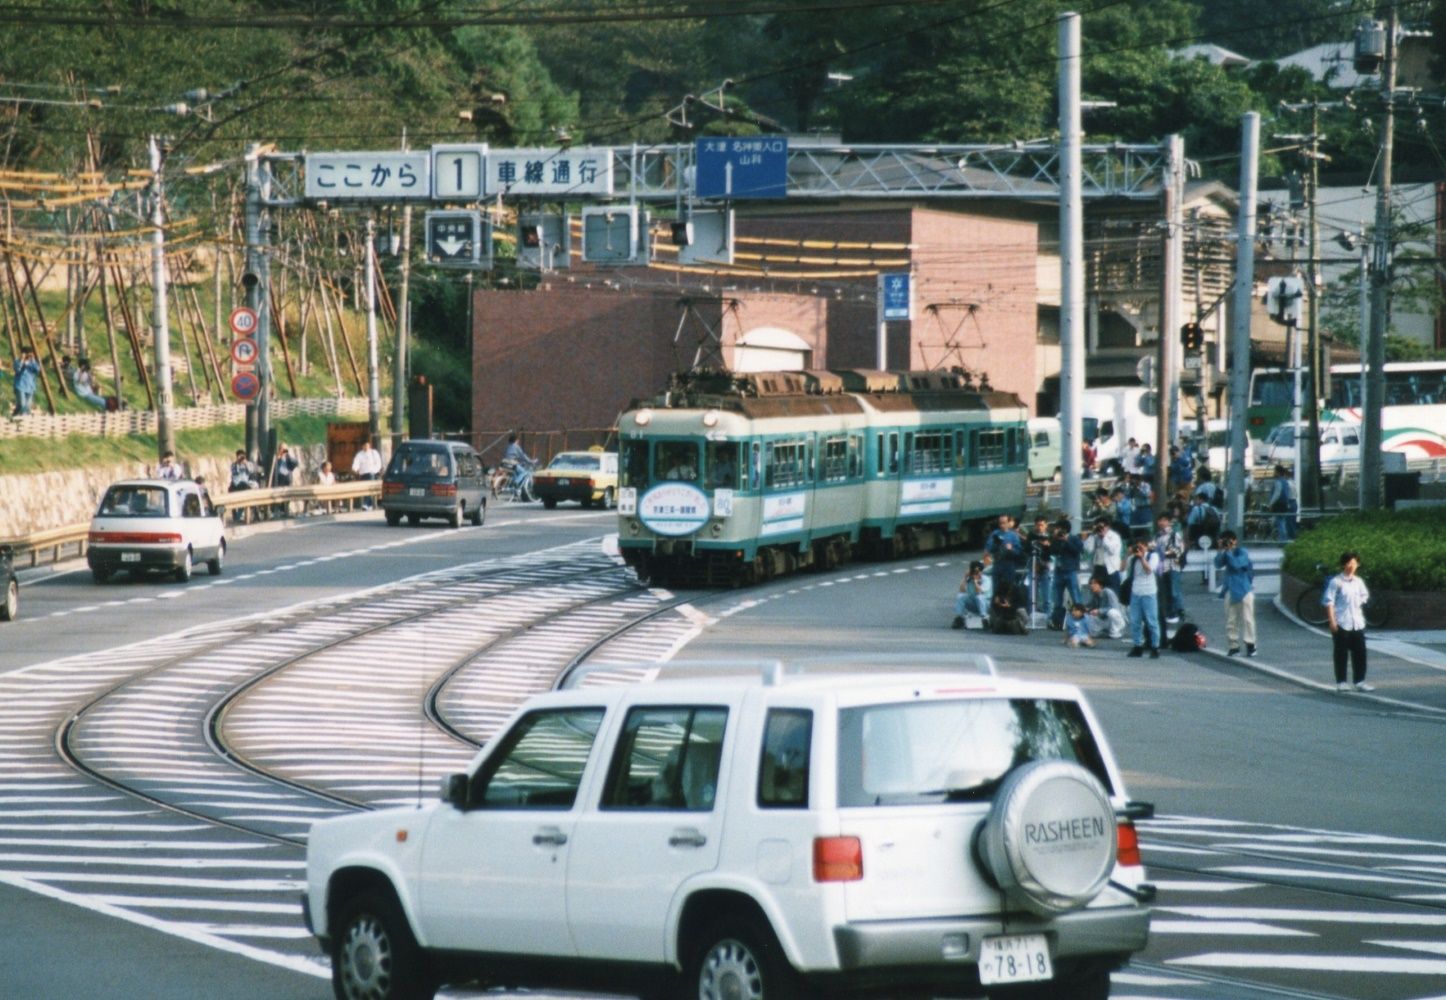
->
<box><xmin>229</xmin><ymin>306</ymin><xmax>259</xmax><ymax>336</ymax></box>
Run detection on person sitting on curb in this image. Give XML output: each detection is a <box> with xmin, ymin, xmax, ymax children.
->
<box><xmin>1083</xmin><ymin>575</ymin><xmax>1126</xmax><ymax>640</ymax></box>
<box><xmin>951</xmin><ymin>560</ymin><xmax>992</xmax><ymax>629</ymax></box>
<box><xmin>1064</xmin><ymin>603</ymin><xmax>1095</xmax><ymax>648</ymax></box>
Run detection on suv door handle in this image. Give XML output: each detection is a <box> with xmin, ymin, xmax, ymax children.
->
<box><xmin>532</xmin><ymin>826</ymin><xmax>568</xmax><ymax>847</ymax></box>
<box><xmin>668</xmin><ymin>827</ymin><xmax>708</xmax><ymax>848</ymax></box>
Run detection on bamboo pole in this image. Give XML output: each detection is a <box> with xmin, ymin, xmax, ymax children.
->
<box><xmin>268</xmin><ymin>285</ymin><xmax>300</xmax><ymax>398</ymax></box>
<box><xmin>107</xmin><ymin>260</ymin><xmax>154</xmax><ymax>409</ymax></box>
<box><xmin>4</xmin><ymin>254</ymin><xmax>58</xmax><ymax>412</ymax></box>
<box><xmin>96</xmin><ymin>247</ymin><xmax>124</xmax><ymax>400</ymax></box>
<box><xmin>17</xmin><ymin>256</ymin><xmax>68</xmax><ymax>406</ymax></box>
<box><xmin>321</xmin><ymin>276</ymin><xmax>365</xmax><ymax>395</ymax></box>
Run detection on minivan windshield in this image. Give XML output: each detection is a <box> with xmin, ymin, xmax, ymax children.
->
<box><xmin>837</xmin><ymin>698</ymin><xmax>1111</xmax><ymax>807</ymax></box>
<box><xmin>388</xmin><ymin>447</ymin><xmax>453</xmax><ymax>479</ymax></box>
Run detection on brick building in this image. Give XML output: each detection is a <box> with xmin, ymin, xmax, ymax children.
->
<box><xmin>471</xmin><ymin>205</ymin><xmax>1040</xmax><ymax>445</ymax></box>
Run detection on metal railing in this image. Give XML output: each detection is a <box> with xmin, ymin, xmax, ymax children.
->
<box><xmin>0</xmin><ymin>481</ymin><xmax>382</xmax><ymax>569</ymax></box>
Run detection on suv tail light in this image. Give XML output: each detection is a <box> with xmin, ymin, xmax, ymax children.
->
<box><xmin>813</xmin><ymin>836</ymin><xmax>862</xmax><ymax>882</ymax></box>
<box><xmin>382</xmin><ymin>482</ymin><xmax>403</xmax><ymax>495</ymax></box>
<box><xmin>1117</xmin><ymin>820</ymin><xmax>1142</xmax><ymax>868</ymax></box>
<box><xmin>430</xmin><ymin>483</ymin><xmax>457</xmax><ymax>497</ymax></box>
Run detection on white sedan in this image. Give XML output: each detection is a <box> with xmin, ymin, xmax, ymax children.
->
<box><xmin>86</xmin><ymin>479</ymin><xmax>226</xmax><ymax>583</ymax></box>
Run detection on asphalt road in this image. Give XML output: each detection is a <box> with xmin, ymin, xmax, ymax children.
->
<box><xmin>2</xmin><ymin>512</ymin><xmax>1442</xmax><ymax>1000</ymax></box>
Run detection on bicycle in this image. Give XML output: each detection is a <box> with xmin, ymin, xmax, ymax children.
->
<box><xmin>1294</xmin><ymin>563</ymin><xmax>1392</xmax><ymax>629</ymax></box>
<box><xmin>492</xmin><ymin>462</ymin><xmax>536</xmax><ymax>503</ymax></box>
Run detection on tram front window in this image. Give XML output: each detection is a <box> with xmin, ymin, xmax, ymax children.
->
<box><xmin>621</xmin><ymin>442</ymin><xmax>650</xmax><ymax>489</ymax></box>
<box><xmin>656</xmin><ymin>442</ymin><xmax>699</xmax><ymax>482</ymax></box>
<box><xmin>706</xmin><ymin>442</ymin><xmax>740</xmax><ymax>490</ymax></box>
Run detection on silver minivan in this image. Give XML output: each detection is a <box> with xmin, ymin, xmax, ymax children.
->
<box><xmin>381</xmin><ymin>440</ymin><xmax>487</xmax><ymax>527</ymax></box>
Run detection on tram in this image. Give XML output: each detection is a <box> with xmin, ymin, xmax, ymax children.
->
<box><xmin>616</xmin><ymin>368</ymin><xmax>1029</xmax><ymax>586</ymax></box>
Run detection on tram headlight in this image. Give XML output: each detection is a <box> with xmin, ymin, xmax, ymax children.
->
<box><xmin>634</xmin><ymin>408</ymin><xmax>653</xmax><ymax>427</ymax></box>
<box><xmin>702</xmin><ymin>409</ymin><xmax>720</xmax><ymax>428</ymax></box>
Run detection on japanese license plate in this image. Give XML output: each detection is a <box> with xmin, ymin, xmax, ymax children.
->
<box><xmin>978</xmin><ymin>934</ymin><xmax>1052</xmax><ymax>986</ymax></box>
<box><xmin>408</xmin><ymin>488</ymin><xmax>426</xmax><ymax>497</ymax></box>
<box><xmin>120</xmin><ymin>552</ymin><xmax>141</xmax><ymax>563</ymax></box>
<box><xmin>556</xmin><ymin>478</ymin><xmax>571</xmax><ymax>486</ymax></box>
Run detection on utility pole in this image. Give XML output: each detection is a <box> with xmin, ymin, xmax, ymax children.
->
<box><xmin>149</xmin><ymin>135</ymin><xmax>176</xmax><ymax>461</ymax></box>
<box><xmin>242</xmin><ymin>146</ymin><xmax>274</xmax><ymax>465</ymax></box>
<box><xmin>1155</xmin><ymin>134</ymin><xmax>1184</xmax><ymax>503</ymax></box>
<box><xmin>1227</xmin><ymin>112</ymin><xmax>1261</xmax><ymax>534</ymax></box>
<box><xmin>1304</xmin><ymin>105</ymin><xmax>1325</xmax><ymax>510</ymax></box>
<box><xmin>1362</xmin><ymin>3</ymin><xmax>1398</xmax><ymax>509</ymax></box>
<box><xmin>391</xmin><ymin>205</ymin><xmax>413</xmax><ymax>448</ymax></box>
<box><xmin>1058</xmin><ymin>11</ymin><xmax>1085</xmax><ymax>529</ymax></box>
<box><xmin>365</xmin><ymin>217</ymin><xmax>382</xmax><ymax>444</ymax></box>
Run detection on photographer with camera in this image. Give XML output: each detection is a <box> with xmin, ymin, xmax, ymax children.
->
<box><xmin>1154</xmin><ymin>512</ymin><xmax>1186</xmax><ymax>635</ymax></box>
<box><xmin>984</xmin><ymin>514</ymin><xmax>1023</xmax><ymax>591</ymax></box>
<box><xmin>1024</xmin><ymin>515</ymin><xmax>1054</xmax><ymax>623</ymax></box>
<box><xmin>1048</xmin><ymin>519</ymin><xmax>1085</xmax><ymax>630</ymax></box>
<box><xmin>1084</xmin><ymin>517</ymin><xmax>1123</xmax><ymax>593</ymax></box>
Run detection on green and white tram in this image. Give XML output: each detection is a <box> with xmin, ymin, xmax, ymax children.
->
<box><xmin>617</xmin><ymin>369</ymin><xmax>1028</xmax><ymax>586</ymax></box>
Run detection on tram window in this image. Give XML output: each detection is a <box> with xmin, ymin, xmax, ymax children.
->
<box><xmin>903</xmin><ymin>433</ymin><xmax>913</xmax><ymax>473</ymax></box>
<box><xmin>876</xmin><ymin>433</ymin><xmax>885</xmax><ymax>476</ymax></box>
<box><xmin>888</xmin><ymin>433</ymin><xmax>899</xmax><ymax>474</ymax></box>
<box><xmin>656</xmin><ymin>442</ymin><xmax>699</xmax><ymax>482</ymax></box>
<box><xmin>955</xmin><ymin>431</ymin><xmax>967</xmax><ymax>468</ymax></box>
<box><xmin>707</xmin><ymin>442</ymin><xmax>740</xmax><ymax>490</ymax></box>
<box><xmin>621</xmin><ymin>442</ymin><xmax>650</xmax><ymax>488</ymax></box>
<box><xmin>750</xmin><ymin>442</ymin><xmax>762</xmax><ymax>490</ymax></box>
<box><xmin>974</xmin><ymin>429</ymin><xmax>1006</xmax><ymax>469</ymax></box>
<box><xmin>821</xmin><ymin>437</ymin><xmax>849</xmax><ymax>482</ymax></box>
<box><xmin>766</xmin><ymin>441</ymin><xmax>806</xmax><ymax>489</ymax></box>
<box><xmin>913</xmin><ymin>431</ymin><xmax>948</xmax><ymax>473</ymax></box>
<box><xmin>848</xmin><ymin>436</ymin><xmax>861</xmax><ymax>478</ymax></box>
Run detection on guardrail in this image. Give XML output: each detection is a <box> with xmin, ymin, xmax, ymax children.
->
<box><xmin>0</xmin><ymin>481</ymin><xmax>382</xmax><ymax>570</ymax></box>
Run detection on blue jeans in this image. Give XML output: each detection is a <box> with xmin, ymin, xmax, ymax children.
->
<box><xmin>1129</xmin><ymin>593</ymin><xmax>1161</xmax><ymax>649</ymax></box>
<box><xmin>15</xmin><ymin>389</ymin><xmax>34</xmax><ymax>415</ymax></box>
<box><xmin>955</xmin><ymin>593</ymin><xmax>988</xmax><ymax>618</ymax></box>
<box><xmin>1050</xmin><ymin>570</ymin><xmax>1083</xmax><ymax>628</ymax></box>
<box><xmin>1275</xmin><ymin>512</ymin><xmax>1297</xmax><ymax>541</ymax></box>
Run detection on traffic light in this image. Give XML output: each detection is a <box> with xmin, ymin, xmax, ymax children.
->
<box><xmin>1179</xmin><ymin>322</ymin><xmax>1203</xmax><ymax>352</ymax></box>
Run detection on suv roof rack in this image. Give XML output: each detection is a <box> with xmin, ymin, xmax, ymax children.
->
<box><xmin>560</xmin><ymin>654</ymin><xmax>999</xmax><ymax>690</ymax></box>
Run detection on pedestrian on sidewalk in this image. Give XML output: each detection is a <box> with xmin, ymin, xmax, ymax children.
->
<box><xmin>1122</xmin><ymin>537</ymin><xmax>1162</xmax><ymax>658</ymax></box>
<box><xmin>1213</xmin><ymin>530</ymin><xmax>1256</xmax><ymax>657</ymax></box>
<box><xmin>1323</xmin><ymin>551</ymin><xmax>1373</xmax><ymax>693</ymax></box>
<box><xmin>1268</xmin><ymin>464</ymin><xmax>1297</xmax><ymax>541</ymax></box>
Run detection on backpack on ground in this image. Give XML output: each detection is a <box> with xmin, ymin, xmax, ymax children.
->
<box><xmin>1169</xmin><ymin>622</ymin><xmax>1204</xmax><ymax>653</ymax></box>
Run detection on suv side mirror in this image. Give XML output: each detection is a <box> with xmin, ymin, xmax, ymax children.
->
<box><xmin>440</xmin><ymin>773</ymin><xmax>468</xmax><ymax>809</ymax></box>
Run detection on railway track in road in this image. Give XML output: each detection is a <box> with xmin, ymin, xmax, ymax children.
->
<box><xmin>0</xmin><ymin>539</ymin><xmax>706</xmax><ymax>979</ymax></box>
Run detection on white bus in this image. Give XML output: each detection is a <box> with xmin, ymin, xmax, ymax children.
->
<box><xmin>1246</xmin><ymin>360</ymin><xmax>1446</xmax><ymax>463</ymax></box>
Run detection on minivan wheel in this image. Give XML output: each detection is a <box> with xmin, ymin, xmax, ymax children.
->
<box><xmin>174</xmin><ymin>549</ymin><xmax>193</xmax><ymax>583</ymax></box>
<box><xmin>207</xmin><ymin>541</ymin><xmax>224</xmax><ymax>576</ymax></box>
<box><xmin>689</xmin><ymin>915</ymin><xmax>798</xmax><ymax>1000</ymax></box>
<box><xmin>332</xmin><ymin>890</ymin><xmax>433</xmax><ymax>1000</ymax></box>
<box><xmin>1</xmin><ymin>577</ymin><xmax>17</xmax><ymax>621</ymax></box>
<box><xmin>448</xmin><ymin>503</ymin><xmax>463</xmax><ymax>528</ymax></box>
<box><xmin>470</xmin><ymin>501</ymin><xmax>485</xmax><ymax>526</ymax></box>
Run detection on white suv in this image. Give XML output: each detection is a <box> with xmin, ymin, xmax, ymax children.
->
<box><xmin>304</xmin><ymin>662</ymin><xmax>1153</xmax><ymax>1000</ymax></box>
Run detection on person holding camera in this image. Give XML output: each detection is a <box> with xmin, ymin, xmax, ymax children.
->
<box><xmin>1048</xmin><ymin>519</ymin><xmax>1085</xmax><ymax>630</ymax></box>
<box><xmin>1025</xmin><ymin>515</ymin><xmax>1054</xmax><ymax>621</ymax></box>
<box><xmin>1122</xmin><ymin>536</ymin><xmax>1162</xmax><ymax>658</ymax></box>
<box><xmin>1213</xmin><ymin>530</ymin><xmax>1256</xmax><ymax>658</ymax></box>
<box><xmin>951</xmin><ymin>560</ymin><xmax>993</xmax><ymax>628</ymax></box>
<box><xmin>1154</xmin><ymin>512</ymin><xmax>1186</xmax><ymax>628</ymax></box>
<box><xmin>984</xmin><ymin>514</ymin><xmax>1023</xmax><ymax>590</ymax></box>
<box><xmin>1084</xmin><ymin>517</ymin><xmax>1123</xmax><ymax>592</ymax></box>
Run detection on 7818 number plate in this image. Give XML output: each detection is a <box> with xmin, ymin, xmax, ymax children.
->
<box><xmin>978</xmin><ymin>933</ymin><xmax>1052</xmax><ymax>985</ymax></box>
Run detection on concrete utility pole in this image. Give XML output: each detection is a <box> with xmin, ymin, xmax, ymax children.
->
<box><xmin>1155</xmin><ymin>134</ymin><xmax>1184</xmax><ymax>503</ymax></box>
<box><xmin>1227</xmin><ymin>112</ymin><xmax>1261</xmax><ymax>534</ymax></box>
<box><xmin>149</xmin><ymin>135</ymin><xmax>176</xmax><ymax>460</ymax></box>
<box><xmin>391</xmin><ymin>205</ymin><xmax>413</xmax><ymax>448</ymax></box>
<box><xmin>1058</xmin><ymin>11</ymin><xmax>1085</xmax><ymax>529</ymax></box>
<box><xmin>364</xmin><ymin>217</ymin><xmax>382</xmax><ymax>444</ymax></box>
<box><xmin>242</xmin><ymin>144</ymin><xmax>274</xmax><ymax>464</ymax></box>
<box><xmin>1361</xmin><ymin>4</ymin><xmax>1398</xmax><ymax>510</ymax></box>
<box><xmin>1303</xmin><ymin>108</ymin><xmax>1326</xmax><ymax>510</ymax></box>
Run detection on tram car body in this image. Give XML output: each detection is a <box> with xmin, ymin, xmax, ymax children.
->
<box><xmin>617</xmin><ymin>369</ymin><xmax>1029</xmax><ymax>586</ymax></box>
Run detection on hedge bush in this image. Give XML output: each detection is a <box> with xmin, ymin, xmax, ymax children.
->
<box><xmin>1282</xmin><ymin>506</ymin><xmax>1446</xmax><ymax>592</ymax></box>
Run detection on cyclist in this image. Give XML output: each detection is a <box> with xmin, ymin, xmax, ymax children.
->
<box><xmin>500</xmin><ymin>434</ymin><xmax>538</xmax><ymax>502</ymax></box>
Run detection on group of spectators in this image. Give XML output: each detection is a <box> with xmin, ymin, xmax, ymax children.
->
<box><xmin>6</xmin><ymin>348</ymin><xmax>114</xmax><ymax>417</ymax></box>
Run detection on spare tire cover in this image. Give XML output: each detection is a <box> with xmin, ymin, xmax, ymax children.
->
<box><xmin>977</xmin><ymin>760</ymin><xmax>1117</xmax><ymax>915</ymax></box>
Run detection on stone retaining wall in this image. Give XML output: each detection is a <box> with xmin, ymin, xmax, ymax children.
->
<box><xmin>0</xmin><ymin>442</ymin><xmax>332</xmax><ymax>536</ymax></box>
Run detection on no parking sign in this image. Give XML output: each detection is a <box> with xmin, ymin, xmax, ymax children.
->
<box><xmin>231</xmin><ymin>371</ymin><xmax>260</xmax><ymax>401</ymax></box>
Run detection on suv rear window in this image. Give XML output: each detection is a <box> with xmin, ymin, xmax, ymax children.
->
<box><xmin>387</xmin><ymin>447</ymin><xmax>453</xmax><ymax>479</ymax></box>
<box><xmin>837</xmin><ymin>698</ymin><xmax>1111</xmax><ymax>807</ymax></box>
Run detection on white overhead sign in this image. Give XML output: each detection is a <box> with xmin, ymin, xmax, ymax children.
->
<box><xmin>432</xmin><ymin>144</ymin><xmax>487</xmax><ymax>200</ymax></box>
<box><xmin>304</xmin><ymin>151</ymin><xmax>431</xmax><ymax>200</ymax></box>
<box><xmin>486</xmin><ymin>147</ymin><xmax>613</xmax><ymax>196</ymax></box>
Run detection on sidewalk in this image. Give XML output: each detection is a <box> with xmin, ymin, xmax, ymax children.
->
<box><xmin>1169</xmin><ymin>546</ymin><xmax>1446</xmax><ymax>716</ymax></box>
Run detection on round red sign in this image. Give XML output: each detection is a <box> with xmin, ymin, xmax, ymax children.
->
<box><xmin>229</xmin><ymin>306</ymin><xmax>259</xmax><ymax>336</ymax></box>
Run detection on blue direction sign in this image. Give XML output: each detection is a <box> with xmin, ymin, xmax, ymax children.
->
<box><xmin>695</xmin><ymin>137</ymin><xmax>788</xmax><ymax>200</ymax></box>
<box><xmin>879</xmin><ymin>272</ymin><xmax>912</xmax><ymax>321</ymax></box>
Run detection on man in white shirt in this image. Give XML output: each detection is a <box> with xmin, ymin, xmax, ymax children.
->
<box><xmin>1083</xmin><ymin>517</ymin><xmax>1123</xmax><ymax>591</ymax></box>
<box><xmin>1323</xmin><ymin>550</ymin><xmax>1373</xmax><ymax>692</ymax></box>
<box><xmin>351</xmin><ymin>439</ymin><xmax>383</xmax><ymax>510</ymax></box>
